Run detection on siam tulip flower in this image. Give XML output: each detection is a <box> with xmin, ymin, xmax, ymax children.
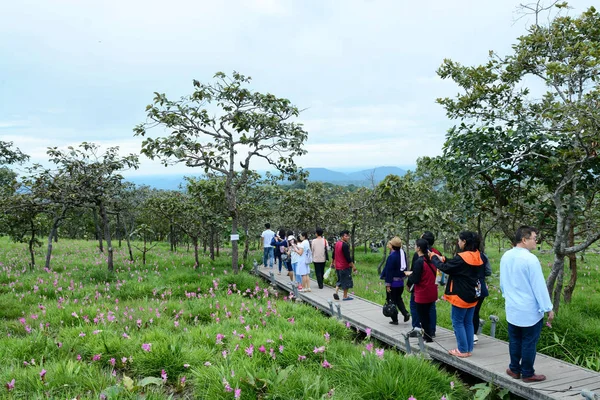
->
<box><xmin>279</xmin><ymin>345</ymin><xmax>284</xmax><ymax>353</ymax></box>
<box><xmin>216</xmin><ymin>333</ymin><xmax>224</xmax><ymax>344</ymax></box>
<box><xmin>298</xmin><ymin>355</ymin><xmax>307</xmax><ymax>361</ymax></box>
<box><xmin>142</xmin><ymin>343</ymin><xmax>152</xmax><ymax>352</ymax></box>
<box><xmin>92</xmin><ymin>354</ymin><xmax>102</xmax><ymax>361</ymax></box>
<box><xmin>450</xmin><ymin>381</ymin><xmax>455</xmax><ymax>390</ymax></box>
<box><xmin>235</xmin><ymin>388</ymin><xmax>241</xmax><ymax>398</ymax></box>
<box><xmin>76</xmin><ymin>354</ymin><xmax>82</xmax><ymax>361</ymax></box>
<box><xmin>109</xmin><ymin>358</ymin><xmax>116</xmax><ymax>366</ymax></box>
<box><xmin>346</xmin><ymin>322</ymin><xmax>351</xmax><ymax>328</ymax></box>
<box><xmin>204</xmin><ymin>361</ymin><xmax>212</xmax><ymax>366</ymax></box>
<box><xmin>409</xmin><ymin>397</ymin><xmax>417</xmax><ymax>400</ymax></box>
<box><xmin>322</xmin><ymin>360</ymin><xmax>332</xmax><ymax>368</ymax></box>
<box><xmin>258</xmin><ymin>345</ymin><xmax>266</xmax><ymax>353</ymax></box>
<box><xmin>366</xmin><ymin>343</ymin><xmax>373</xmax><ymax>352</ymax></box>
<box><xmin>122</xmin><ymin>357</ymin><xmax>128</xmax><ymax>365</ymax></box>
<box><xmin>313</xmin><ymin>346</ymin><xmax>325</xmax><ymax>354</ymax></box>
<box><xmin>245</xmin><ymin>345</ymin><xmax>254</xmax><ymax>357</ymax></box>
<box><xmin>79</xmin><ymin>332</ymin><xmax>86</xmax><ymax>337</ymax></box>
<box><xmin>376</xmin><ymin>348</ymin><xmax>384</xmax><ymax>358</ymax></box>
<box><xmin>180</xmin><ymin>376</ymin><xmax>186</xmax><ymax>386</ymax></box>
<box><xmin>183</xmin><ymin>363</ymin><xmax>190</xmax><ymax>368</ymax></box>
<box><xmin>324</xmin><ymin>332</ymin><xmax>330</xmax><ymax>342</ymax></box>
<box><xmin>40</xmin><ymin>369</ymin><xmax>46</xmax><ymax>381</ymax></box>
<box><xmin>122</xmin><ymin>333</ymin><xmax>130</xmax><ymax>339</ymax></box>
<box><xmin>366</xmin><ymin>328</ymin><xmax>372</xmax><ymax>338</ymax></box>
<box><xmin>161</xmin><ymin>369</ymin><xmax>167</xmax><ymax>383</ymax></box>
<box><xmin>6</xmin><ymin>379</ymin><xmax>15</xmax><ymax>391</ymax></box>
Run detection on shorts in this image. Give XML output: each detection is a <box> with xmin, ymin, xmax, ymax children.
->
<box><xmin>336</xmin><ymin>268</ymin><xmax>353</xmax><ymax>290</ymax></box>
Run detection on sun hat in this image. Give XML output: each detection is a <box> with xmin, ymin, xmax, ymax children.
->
<box><xmin>389</xmin><ymin>237</ymin><xmax>402</xmax><ymax>248</ymax></box>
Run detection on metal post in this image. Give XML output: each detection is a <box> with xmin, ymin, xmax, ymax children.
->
<box><xmin>335</xmin><ymin>303</ymin><xmax>342</xmax><ymax>319</ymax></box>
<box><xmin>291</xmin><ymin>282</ymin><xmax>299</xmax><ymax>298</ymax></box>
<box><xmin>402</xmin><ymin>332</ymin><xmax>412</xmax><ymax>354</ymax></box>
<box><xmin>416</xmin><ymin>330</ymin><xmax>425</xmax><ymax>353</ymax></box>
<box><xmin>478</xmin><ymin>318</ymin><xmax>485</xmax><ymax>335</ymax></box>
<box><xmin>253</xmin><ymin>260</ymin><xmax>258</xmax><ymax>274</ymax></box>
<box><xmin>269</xmin><ymin>271</ymin><xmax>276</xmax><ymax>286</ymax></box>
<box><xmin>327</xmin><ymin>300</ymin><xmax>335</xmax><ymax>316</ymax></box>
<box><xmin>489</xmin><ymin>315</ymin><xmax>499</xmax><ymax>338</ymax></box>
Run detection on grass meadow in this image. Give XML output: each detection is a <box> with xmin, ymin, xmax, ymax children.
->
<box><xmin>0</xmin><ymin>237</ymin><xmax>471</xmax><ymax>400</ymax></box>
<box><xmin>348</xmin><ymin>245</ymin><xmax>600</xmax><ymax>372</ymax></box>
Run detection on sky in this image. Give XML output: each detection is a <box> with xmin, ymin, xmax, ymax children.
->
<box><xmin>0</xmin><ymin>0</ymin><xmax>594</xmax><ymax>177</ymax></box>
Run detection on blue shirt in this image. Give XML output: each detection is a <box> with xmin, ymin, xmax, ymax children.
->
<box><xmin>500</xmin><ymin>247</ymin><xmax>553</xmax><ymax>327</ymax></box>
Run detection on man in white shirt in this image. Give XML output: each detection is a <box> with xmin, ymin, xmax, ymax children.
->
<box><xmin>500</xmin><ymin>226</ymin><xmax>554</xmax><ymax>383</ymax></box>
<box><xmin>261</xmin><ymin>223</ymin><xmax>275</xmax><ymax>269</ymax></box>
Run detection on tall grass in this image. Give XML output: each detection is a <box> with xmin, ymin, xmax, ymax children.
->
<box><xmin>0</xmin><ymin>238</ymin><xmax>470</xmax><ymax>399</ymax></box>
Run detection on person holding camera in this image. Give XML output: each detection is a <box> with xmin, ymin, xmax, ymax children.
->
<box><xmin>380</xmin><ymin>237</ymin><xmax>410</xmax><ymax>325</ymax></box>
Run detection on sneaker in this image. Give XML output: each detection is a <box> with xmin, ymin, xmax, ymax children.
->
<box><xmin>389</xmin><ymin>321</ymin><xmax>399</xmax><ymax>325</ymax></box>
<box><xmin>522</xmin><ymin>374</ymin><xmax>546</xmax><ymax>383</ymax></box>
<box><xmin>297</xmin><ymin>285</ymin><xmax>303</xmax><ymax>290</ymax></box>
<box><xmin>403</xmin><ymin>314</ymin><xmax>410</xmax><ymax>323</ymax></box>
<box><xmin>473</xmin><ymin>334</ymin><xmax>479</xmax><ymax>344</ymax></box>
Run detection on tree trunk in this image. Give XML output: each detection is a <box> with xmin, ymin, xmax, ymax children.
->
<box><xmin>44</xmin><ymin>219</ymin><xmax>59</xmax><ymax>270</ymax></box>
<box><xmin>193</xmin><ymin>236</ymin><xmax>199</xmax><ymax>268</ymax></box>
<box><xmin>93</xmin><ymin>207</ymin><xmax>104</xmax><ymax>253</ymax></box>
<box><xmin>203</xmin><ymin>236</ymin><xmax>207</xmax><ymax>254</ymax></box>
<box><xmin>377</xmin><ymin>237</ymin><xmax>388</xmax><ymax>275</ymax></box>
<box><xmin>216</xmin><ymin>231</ymin><xmax>220</xmax><ymax>257</ymax></box>
<box><xmin>142</xmin><ymin>236</ymin><xmax>147</xmax><ymax>265</ymax></box>
<box><xmin>209</xmin><ymin>227</ymin><xmax>215</xmax><ymax>261</ymax></box>
<box><xmin>29</xmin><ymin>220</ymin><xmax>36</xmax><ymax>271</ymax></box>
<box><xmin>364</xmin><ymin>240</ymin><xmax>367</xmax><ymax>254</ymax></box>
<box><xmin>563</xmin><ymin>226</ymin><xmax>577</xmax><ymax>303</ymax></box>
<box><xmin>405</xmin><ymin>223</ymin><xmax>411</xmax><ymax>256</ymax></box>
<box><xmin>243</xmin><ymin>223</ymin><xmax>250</xmax><ymax>261</ymax></box>
<box><xmin>170</xmin><ymin>222</ymin><xmax>174</xmax><ymax>252</ymax></box>
<box><xmin>547</xmin><ymin>253</ymin><xmax>565</xmax><ymax>314</ymax></box>
<box><xmin>350</xmin><ymin>221</ymin><xmax>356</xmax><ymax>261</ymax></box>
<box><xmin>99</xmin><ymin>202</ymin><xmax>114</xmax><ymax>272</ymax></box>
<box><xmin>231</xmin><ymin>212</ymin><xmax>239</xmax><ymax>273</ymax></box>
<box><xmin>117</xmin><ymin>213</ymin><xmax>122</xmax><ymax>248</ymax></box>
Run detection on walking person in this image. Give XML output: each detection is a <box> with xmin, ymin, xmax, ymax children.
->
<box><xmin>295</xmin><ymin>232</ymin><xmax>312</xmax><ymax>292</ymax></box>
<box><xmin>287</xmin><ymin>235</ymin><xmax>303</xmax><ymax>290</ymax></box>
<box><xmin>380</xmin><ymin>237</ymin><xmax>410</xmax><ymax>324</ymax></box>
<box><xmin>331</xmin><ymin>230</ymin><xmax>356</xmax><ymax>301</ymax></box>
<box><xmin>272</xmin><ymin>229</ymin><xmax>287</xmax><ymax>275</ymax></box>
<box><xmin>473</xmin><ymin>236</ymin><xmax>492</xmax><ymax>344</ymax></box>
<box><xmin>501</xmin><ymin>226</ymin><xmax>554</xmax><ymax>382</ymax></box>
<box><xmin>430</xmin><ymin>231</ymin><xmax>483</xmax><ymax>358</ymax></box>
<box><xmin>408</xmin><ymin>231</ymin><xmax>439</xmax><ymax>337</ymax></box>
<box><xmin>311</xmin><ymin>228</ymin><xmax>329</xmax><ymax>289</ymax></box>
<box><xmin>405</xmin><ymin>238</ymin><xmax>438</xmax><ymax>341</ymax></box>
<box><xmin>261</xmin><ymin>223</ymin><xmax>275</xmax><ymax>269</ymax></box>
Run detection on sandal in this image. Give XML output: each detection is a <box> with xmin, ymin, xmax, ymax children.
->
<box><xmin>448</xmin><ymin>348</ymin><xmax>471</xmax><ymax>358</ymax></box>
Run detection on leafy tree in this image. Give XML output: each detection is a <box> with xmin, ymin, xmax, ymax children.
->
<box><xmin>436</xmin><ymin>3</ymin><xmax>600</xmax><ymax>312</ymax></box>
<box><xmin>0</xmin><ymin>140</ymin><xmax>29</xmax><ymax>165</ymax></box>
<box><xmin>134</xmin><ymin>71</ymin><xmax>308</xmax><ymax>272</ymax></box>
<box><xmin>47</xmin><ymin>143</ymin><xmax>139</xmax><ymax>272</ymax></box>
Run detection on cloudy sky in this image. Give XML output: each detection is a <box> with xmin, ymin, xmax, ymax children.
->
<box><xmin>0</xmin><ymin>0</ymin><xmax>593</xmax><ymax>177</ymax></box>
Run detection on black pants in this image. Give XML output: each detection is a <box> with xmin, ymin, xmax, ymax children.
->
<box><xmin>416</xmin><ymin>302</ymin><xmax>436</xmax><ymax>342</ymax></box>
<box><xmin>313</xmin><ymin>262</ymin><xmax>326</xmax><ymax>288</ymax></box>
<box><xmin>473</xmin><ymin>297</ymin><xmax>485</xmax><ymax>334</ymax></box>
<box><xmin>387</xmin><ymin>286</ymin><xmax>409</xmax><ymax>322</ymax></box>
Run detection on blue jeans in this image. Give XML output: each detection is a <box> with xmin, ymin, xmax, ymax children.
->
<box><xmin>508</xmin><ymin>319</ymin><xmax>543</xmax><ymax>378</ymax></box>
<box><xmin>292</xmin><ymin>263</ymin><xmax>302</xmax><ymax>284</ymax></box>
<box><xmin>263</xmin><ymin>247</ymin><xmax>274</xmax><ymax>268</ymax></box>
<box><xmin>451</xmin><ymin>305</ymin><xmax>475</xmax><ymax>353</ymax></box>
<box><xmin>410</xmin><ymin>293</ymin><xmax>437</xmax><ymax>335</ymax></box>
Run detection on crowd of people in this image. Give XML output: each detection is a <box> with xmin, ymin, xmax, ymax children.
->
<box><xmin>261</xmin><ymin>223</ymin><xmax>554</xmax><ymax>383</ymax></box>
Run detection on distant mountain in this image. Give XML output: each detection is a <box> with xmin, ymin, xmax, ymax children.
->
<box><xmin>125</xmin><ymin>166</ymin><xmax>407</xmax><ymax>190</ymax></box>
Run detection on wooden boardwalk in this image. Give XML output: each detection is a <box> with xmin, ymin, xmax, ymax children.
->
<box><xmin>255</xmin><ymin>265</ymin><xmax>600</xmax><ymax>400</ymax></box>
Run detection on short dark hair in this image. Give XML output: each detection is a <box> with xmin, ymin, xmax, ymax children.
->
<box><xmin>340</xmin><ymin>230</ymin><xmax>350</xmax><ymax>237</ymax></box>
<box><xmin>265</xmin><ymin>223</ymin><xmax>270</xmax><ymax>229</ymax></box>
<box><xmin>300</xmin><ymin>232</ymin><xmax>309</xmax><ymax>240</ymax></box>
<box><xmin>515</xmin><ymin>226</ymin><xmax>538</xmax><ymax>243</ymax></box>
<box><xmin>316</xmin><ymin>228</ymin><xmax>324</xmax><ymax>236</ymax></box>
<box><xmin>422</xmin><ymin>231</ymin><xmax>435</xmax><ymax>246</ymax></box>
<box><xmin>459</xmin><ymin>231</ymin><xmax>479</xmax><ymax>252</ymax></box>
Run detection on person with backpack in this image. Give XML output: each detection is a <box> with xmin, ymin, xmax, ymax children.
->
<box><xmin>429</xmin><ymin>231</ymin><xmax>484</xmax><ymax>358</ymax></box>
<box><xmin>311</xmin><ymin>228</ymin><xmax>329</xmax><ymax>289</ymax></box>
<box><xmin>379</xmin><ymin>237</ymin><xmax>410</xmax><ymax>325</ymax></box>
<box><xmin>405</xmin><ymin>238</ymin><xmax>438</xmax><ymax>342</ymax></box>
<box><xmin>261</xmin><ymin>223</ymin><xmax>275</xmax><ymax>269</ymax></box>
<box><xmin>272</xmin><ymin>229</ymin><xmax>288</xmax><ymax>275</ymax></box>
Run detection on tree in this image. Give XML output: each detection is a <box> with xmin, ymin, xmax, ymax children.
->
<box><xmin>47</xmin><ymin>143</ymin><xmax>139</xmax><ymax>272</ymax></box>
<box><xmin>436</xmin><ymin>3</ymin><xmax>600</xmax><ymax>313</ymax></box>
<box><xmin>0</xmin><ymin>140</ymin><xmax>29</xmax><ymax>165</ymax></box>
<box><xmin>134</xmin><ymin>71</ymin><xmax>308</xmax><ymax>273</ymax></box>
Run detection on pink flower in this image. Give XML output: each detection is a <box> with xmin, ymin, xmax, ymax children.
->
<box><xmin>5</xmin><ymin>379</ymin><xmax>15</xmax><ymax>391</ymax></box>
<box><xmin>79</xmin><ymin>332</ymin><xmax>86</xmax><ymax>337</ymax></box>
<box><xmin>345</xmin><ymin>322</ymin><xmax>351</xmax><ymax>328</ymax></box>
<box><xmin>245</xmin><ymin>345</ymin><xmax>254</xmax><ymax>357</ymax></box>
<box><xmin>122</xmin><ymin>357</ymin><xmax>128</xmax><ymax>365</ymax></box>
<box><xmin>366</xmin><ymin>328</ymin><xmax>372</xmax><ymax>337</ymax></box>
<box><xmin>409</xmin><ymin>397</ymin><xmax>417</xmax><ymax>400</ymax></box>
<box><xmin>122</xmin><ymin>333</ymin><xmax>130</xmax><ymax>339</ymax></box>
<box><xmin>450</xmin><ymin>381</ymin><xmax>455</xmax><ymax>390</ymax></box>
<box><xmin>375</xmin><ymin>348</ymin><xmax>384</xmax><ymax>358</ymax></box>
<box><xmin>76</xmin><ymin>354</ymin><xmax>82</xmax><ymax>361</ymax></box>
<box><xmin>109</xmin><ymin>358</ymin><xmax>116</xmax><ymax>366</ymax></box>
<box><xmin>180</xmin><ymin>376</ymin><xmax>186</xmax><ymax>386</ymax></box>
<box><xmin>322</xmin><ymin>359</ymin><xmax>332</xmax><ymax>368</ymax></box>
<box><xmin>279</xmin><ymin>345</ymin><xmax>284</xmax><ymax>353</ymax></box>
<box><xmin>183</xmin><ymin>363</ymin><xmax>190</xmax><ymax>368</ymax></box>
<box><xmin>40</xmin><ymin>369</ymin><xmax>46</xmax><ymax>380</ymax></box>
<box><xmin>258</xmin><ymin>345</ymin><xmax>266</xmax><ymax>353</ymax></box>
<box><xmin>546</xmin><ymin>321</ymin><xmax>552</xmax><ymax>328</ymax></box>
<box><xmin>92</xmin><ymin>354</ymin><xmax>102</xmax><ymax>361</ymax></box>
<box><xmin>216</xmin><ymin>333</ymin><xmax>225</xmax><ymax>344</ymax></box>
<box><xmin>313</xmin><ymin>346</ymin><xmax>325</xmax><ymax>354</ymax></box>
<box><xmin>142</xmin><ymin>343</ymin><xmax>152</xmax><ymax>352</ymax></box>
<box><xmin>365</xmin><ymin>343</ymin><xmax>373</xmax><ymax>352</ymax></box>
<box><xmin>161</xmin><ymin>369</ymin><xmax>167</xmax><ymax>383</ymax></box>
<box><xmin>298</xmin><ymin>355</ymin><xmax>307</xmax><ymax>361</ymax></box>
<box><xmin>234</xmin><ymin>388</ymin><xmax>241</xmax><ymax>398</ymax></box>
<box><xmin>204</xmin><ymin>361</ymin><xmax>212</xmax><ymax>366</ymax></box>
<box><xmin>324</xmin><ymin>332</ymin><xmax>330</xmax><ymax>342</ymax></box>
